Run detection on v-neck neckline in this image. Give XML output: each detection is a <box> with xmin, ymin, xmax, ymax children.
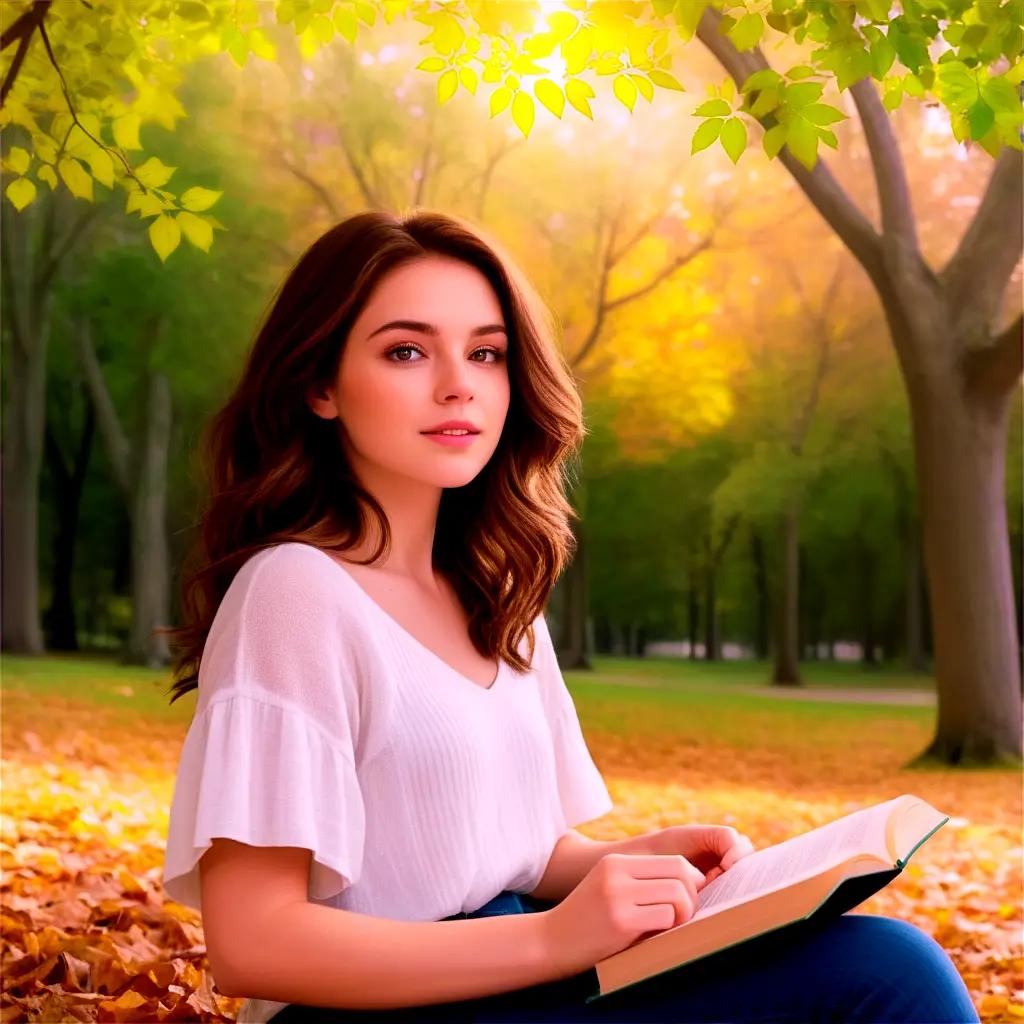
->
<box><xmin>310</xmin><ymin>546</ymin><xmax>506</xmax><ymax>694</ymax></box>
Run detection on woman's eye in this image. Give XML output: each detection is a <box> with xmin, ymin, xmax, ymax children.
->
<box><xmin>385</xmin><ymin>345</ymin><xmax>423</xmax><ymax>362</ymax></box>
<box><xmin>385</xmin><ymin>345</ymin><xmax>505</xmax><ymax>363</ymax></box>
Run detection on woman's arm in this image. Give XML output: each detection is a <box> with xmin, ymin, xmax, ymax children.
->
<box><xmin>203</xmin><ymin>839</ymin><xmax>574</xmax><ymax>1010</ymax></box>
<box><xmin>526</xmin><ymin>827</ymin><xmax>661</xmax><ymax>903</ymax></box>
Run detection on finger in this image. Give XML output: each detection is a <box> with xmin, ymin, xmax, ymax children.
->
<box><xmin>721</xmin><ymin>835</ymin><xmax>756</xmax><ymax>871</ymax></box>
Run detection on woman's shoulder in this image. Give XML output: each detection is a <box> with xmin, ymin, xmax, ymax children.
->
<box><xmin>215</xmin><ymin>541</ymin><xmax>365</xmax><ymax>635</ymax></box>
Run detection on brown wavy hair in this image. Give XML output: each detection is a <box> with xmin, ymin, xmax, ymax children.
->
<box><xmin>159</xmin><ymin>208</ymin><xmax>585</xmax><ymax>705</ymax></box>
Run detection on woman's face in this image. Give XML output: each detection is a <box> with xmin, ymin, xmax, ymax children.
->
<box><xmin>310</xmin><ymin>254</ymin><xmax>511</xmax><ymax>491</ymax></box>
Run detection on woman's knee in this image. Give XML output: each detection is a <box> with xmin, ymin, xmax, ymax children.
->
<box><xmin>827</xmin><ymin>914</ymin><xmax>979</xmax><ymax>1022</ymax></box>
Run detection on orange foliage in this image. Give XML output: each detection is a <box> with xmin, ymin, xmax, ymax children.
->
<box><xmin>1</xmin><ymin>687</ymin><xmax>1021</xmax><ymax>1022</ymax></box>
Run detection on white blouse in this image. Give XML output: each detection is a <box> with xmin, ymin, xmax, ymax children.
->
<box><xmin>162</xmin><ymin>541</ymin><xmax>613</xmax><ymax>1022</ymax></box>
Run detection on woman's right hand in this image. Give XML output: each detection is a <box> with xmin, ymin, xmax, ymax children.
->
<box><xmin>539</xmin><ymin>852</ymin><xmax>708</xmax><ymax>976</ymax></box>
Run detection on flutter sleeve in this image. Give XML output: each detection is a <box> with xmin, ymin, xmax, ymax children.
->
<box><xmin>162</xmin><ymin>543</ymin><xmax>367</xmax><ymax>914</ymax></box>
<box><xmin>533</xmin><ymin>613</ymin><xmax>614</xmax><ymax>829</ymax></box>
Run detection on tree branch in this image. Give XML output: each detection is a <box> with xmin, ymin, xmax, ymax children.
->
<box><xmin>848</xmin><ymin>77</ymin><xmax>919</xmax><ymax>255</ymax></box>
<box><xmin>941</xmin><ymin>146</ymin><xmax>1024</xmax><ymax>331</ymax></box>
<box><xmin>695</xmin><ymin>5</ymin><xmax>882</xmax><ymax>275</ymax></box>
<box><xmin>1</xmin><ymin>0</ymin><xmax>51</xmax><ymax>107</ymax></box>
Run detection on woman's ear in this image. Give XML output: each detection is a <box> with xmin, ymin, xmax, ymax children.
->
<box><xmin>306</xmin><ymin>382</ymin><xmax>338</xmax><ymax>421</ymax></box>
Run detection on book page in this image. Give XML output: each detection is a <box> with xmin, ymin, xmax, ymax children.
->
<box><xmin>687</xmin><ymin>797</ymin><xmax>904</xmax><ymax>923</ymax></box>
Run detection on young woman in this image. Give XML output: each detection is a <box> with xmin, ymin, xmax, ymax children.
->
<box><xmin>160</xmin><ymin>210</ymin><xmax>979</xmax><ymax>1024</ymax></box>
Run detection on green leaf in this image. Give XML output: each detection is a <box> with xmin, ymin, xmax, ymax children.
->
<box><xmin>674</xmin><ymin>0</ymin><xmax>709</xmax><ymax>42</ymax></box>
<box><xmin>648</xmin><ymin>69</ymin><xmax>684</xmax><ymax>91</ymax></box>
<box><xmin>511</xmin><ymin>90</ymin><xmax>535</xmax><ymax>136</ymax></box>
<box><xmin>980</xmin><ymin>74</ymin><xmax>1019</xmax><ymax>112</ymax></box>
<box><xmin>742</xmin><ymin>68</ymin><xmax>783</xmax><ymax>93</ymax></box>
<box><xmin>802</xmin><ymin>103</ymin><xmax>847</xmax><ymax>125</ymax></box>
<box><xmin>967</xmin><ymin>98</ymin><xmax>995</xmax><ymax>137</ymax></box>
<box><xmin>763</xmin><ymin>122</ymin><xmax>787</xmax><ymax>158</ymax></box>
<box><xmin>148</xmin><ymin>214</ymin><xmax>181</xmax><ymax>263</ymax></box>
<box><xmin>720</xmin><ymin>117</ymin><xmax>747</xmax><ymax>163</ymax></box>
<box><xmin>5</xmin><ymin>176</ymin><xmax>36</xmax><ymax>211</ymax></box>
<box><xmin>730</xmin><ymin>13</ymin><xmax>763</xmax><ymax>51</ymax></box>
<box><xmin>534</xmin><ymin>79</ymin><xmax>565</xmax><ymax>117</ymax></box>
<box><xmin>786</xmin><ymin>117</ymin><xmax>818</xmax><ymax>168</ymax></box>
<box><xmin>870</xmin><ymin>35</ymin><xmax>895</xmax><ymax>78</ymax></box>
<box><xmin>694</xmin><ymin>98</ymin><xmax>732</xmax><ymax>116</ymax></box>
<box><xmin>786</xmin><ymin>81</ymin><xmax>824</xmax><ymax>107</ymax></box>
<box><xmin>691</xmin><ymin>117</ymin><xmax>723</xmax><ymax>154</ymax></box>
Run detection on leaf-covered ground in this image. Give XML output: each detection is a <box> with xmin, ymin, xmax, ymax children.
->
<box><xmin>1</xmin><ymin>658</ymin><xmax>1021</xmax><ymax>1022</ymax></box>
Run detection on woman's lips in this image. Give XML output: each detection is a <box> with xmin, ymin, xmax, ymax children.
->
<box><xmin>421</xmin><ymin>431</ymin><xmax>479</xmax><ymax>448</ymax></box>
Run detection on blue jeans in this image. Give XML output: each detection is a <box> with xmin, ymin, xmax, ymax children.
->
<box><xmin>269</xmin><ymin>889</ymin><xmax>980</xmax><ymax>1022</ymax></box>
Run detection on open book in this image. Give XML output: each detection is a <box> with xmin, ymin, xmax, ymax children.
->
<box><xmin>585</xmin><ymin>793</ymin><xmax>948</xmax><ymax>1004</ymax></box>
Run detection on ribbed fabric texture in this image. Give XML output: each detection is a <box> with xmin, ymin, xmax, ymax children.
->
<box><xmin>161</xmin><ymin>541</ymin><xmax>613</xmax><ymax>1022</ymax></box>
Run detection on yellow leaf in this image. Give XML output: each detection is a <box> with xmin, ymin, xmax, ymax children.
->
<box><xmin>416</xmin><ymin>57</ymin><xmax>447</xmax><ymax>72</ymax></box>
<box><xmin>37</xmin><ymin>165</ymin><xmax>57</xmax><ymax>191</ymax></box>
<box><xmin>6</xmin><ymin>147</ymin><xmax>30</xmax><ymax>175</ymax></box>
<box><xmin>248</xmin><ymin>27</ymin><xmax>276</xmax><ymax>59</ymax></box>
<box><xmin>613</xmin><ymin>74</ymin><xmax>637</xmax><ymax>112</ymax></box>
<box><xmin>84</xmin><ymin>148</ymin><xmax>115</xmax><ymax>189</ymax></box>
<box><xmin>631</xmin><ymin>73</ymin><xmax>654</xmax><ymax>103</ymax></box>
<box><xmin>31</xmin><ymin>133</ymin><xmax>58</xmax><ymax>164</ymax></box>
<box><xmin>561</xmin><ymin>25</ymin><xmax>592</xmax><ymax>76</ymax></box>
<box><xmin>112</xmin><ymin>114</ymin><xmax>142</xmax><ymax>151</ymax></box>
<box><xmin>459</xmin><ymin>66</ymin><xmax>478</xmax><ymax>94</ymax></box>
<box><xmin>437</xmin><ymin>68</ymin><xmax>458</xmax><ymax>104</ymax></box>
<box><xmin>135</xmin><ymin>157</ymin><xmax>176</xmax><ymax>188</ymax></box>
<box><xmin>57</xmin><ymin>157</ymin><xmax>93</xmax><ymax>200</ymax></box>
<box><xmin>148</xmin><ymin>214</ymin><xmax>181</xmax><ymax>263</ymax></box>
<box><xmin>534</xmin><ymin>79</ymin><xmax>565</xmax><ymax>118</ymax></box>
<box><xmin>489</xmin><ymin>86</ymin><xmax>512</xmax><ymax>116</ymax></box>
<box><xmin>180</xmin><ymin>186</ymin><xmax>222</xmax><ymax>211</ymax></box>
<box><xmin>333</xmin><ymin>6</ymin><xmax>358</xmax><ymax>42</ymax></box>
<box><xmin>565</xmin><ymin>78</ymin><xmax>594</xmax><ymax>119</ymax></box>
<box><xmin>5</xmin><ymin>176</ymin><xmax>36</xmax><ymax>211</ymax></box>
<box><xmin>176</xmin><ymin>211</ymin><xmax>213</xmax><ymax>252</ymax></box>
<box><xmin>511</xmin><ymin>90</ymin><xmax>535</xmax><ymax>137</ymax></box>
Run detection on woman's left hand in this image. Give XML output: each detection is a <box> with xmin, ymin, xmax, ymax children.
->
<box><xmin>646</xmin><ymin>824</ymin><xmax>756</xmax><ymax>885</ymax></box>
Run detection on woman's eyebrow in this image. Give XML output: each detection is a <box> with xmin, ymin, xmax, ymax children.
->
<box><xmin>366</xmin><ymin>319</ymin><xmax>507</xmax><ymax>339</ymax></box>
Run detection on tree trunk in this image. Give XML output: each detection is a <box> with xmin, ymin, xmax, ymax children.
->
<box><xmin>687</xmin><ymin>559</ymin><xmax>700</xmax><ymax>659</ymax></box>
<box><xmin>702</xmin><ymin>533</ymin><xmax>719</xmax><ymax>661</ymax></box>
<box><xmin>697</xmin><ymin>9</ymin><xmax>1022</xmax><ymax>763</ymax></box>
<box><xmin>128</xmin><ymin>370</ymin><xmax>173</xmax><ymax>665</ymax></box>
<box><xmin>750</xmin><ymin>528</ymin><xmax>769</xmax><ymax>660</ymax></box>
<box><xmin>907</xmin><ymin>377</ymin><xmax>1022</xmax><ymax>764</ymax></box>
<box><xmin>1</xmin><ymin>198</ymin><xmax>51</xmax><ymax>653</ymax></box>
<box><xmin>42</xmin><ymin>402</ymin><xmax>95</xmax><ymax>650</ymax></box>
<box><xmin>860</xmin><ymin>541</ymin><xmax>878</xmax><ymax>666</ymax></box>
<box><xmin>772</xmin><ymin>502</ymin><xmax>802</xmax><ymax>685</ymax></box>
